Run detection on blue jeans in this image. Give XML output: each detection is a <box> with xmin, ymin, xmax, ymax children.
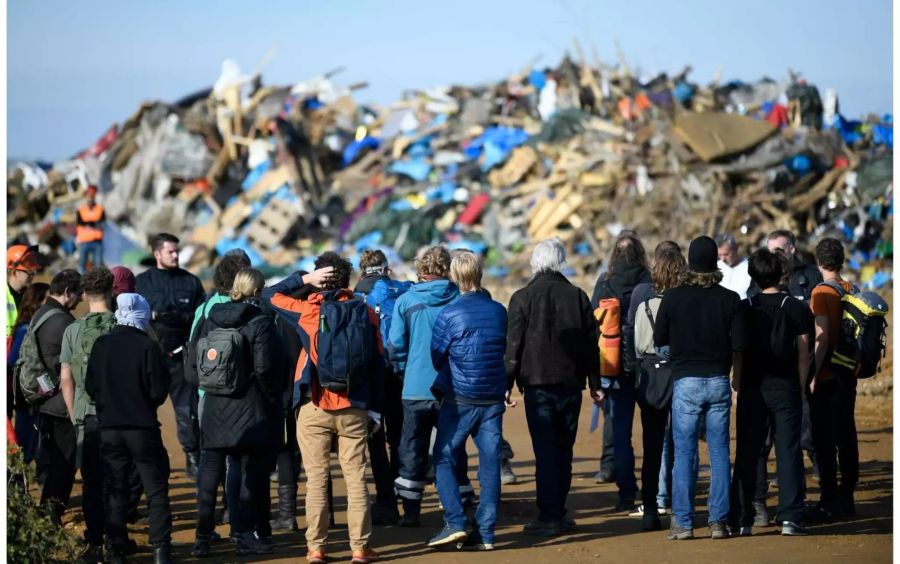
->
<box><xmin>672</xmin><ymin>376</ymin><xmax>731</xmax><ymax>528</ymax></box>
<box><xmin>78</xmin><ymin>240</ymin><xmax>104</xmax><ymax>272</ymax></box>
<box><xmin>657</xmin><ymin>417</ymin><xmax>699</xmax><ymax>508</ymax></box>
<box><xmin>434</xmin><ymin>401</ymin><xmax>504</xmax><ymax>543</ymax></box>
<box><xmin>524</xmin><ymin>385</ymin><xmax>581</xmax><ymax>523</ymax></box>
<box><xmin>608</xmin><ymin>385</ymin><xmax>637</xmax><ymax>504</ymax></box>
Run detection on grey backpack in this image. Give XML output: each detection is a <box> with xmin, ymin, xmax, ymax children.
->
<box><xmin>195</xmin><ymin>327</ymin><xmax>247</xmax><ymax>396</ymax></box>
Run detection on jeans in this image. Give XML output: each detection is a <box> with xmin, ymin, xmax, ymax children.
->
<box><xmin>809</xmin><ymin>374</ymin><xmax>859</xmax><ymax>509</ymax></box>
<box><xmin>395</xmin><ymin>399</ymin><xmax>472</xmax><ymax>516</ymax></box>
<box><xmin>636</xmin><ymin>400</ymin><xmax>668</xmax><ymax>514</ymax></box>
<box><xmin>196</xmin><ymin>449</ymin><xmax>268</xmax><ymax>537</ymax></box>
<box><xmin>524</xmin><ymin>385</ymin><xmax>581</xmax><ymax>523</ymax></box>
<box><xmin>102</xmin><ymin>427</ymin><xmax>171</xmax><ymax>548</ymax></box>
<box><xmin>39</xmin><ymin>415</ymin><xmax>77</xmax><ymax>525</ymax></box>
<box><xmin>608</xmin><ymin>384</ymin><xmax>637</xmax><ymax>504</ymax></box>
<box><xmin>671</xmin><ymin>376</ymin><xmax>731</xmax><ymax>528</ymax></box>
<box><xmin>167</xmin><ymin>353</ymin><xmax>200</xmax><ymax>455</ymax></box>
<box><xmin>369</xmin><ymin>372</ymin><xmax>403</xmax><ymax>506</ymax></box>
<box><xmin>78</xmin><ymin>240</ymin><xmax>104</xmax><ymax>272</ymax></box>
<box><xmin>657</xmin><ymin>416</ymin><xmax>699</xmax><ymax>508</ymax></box>
<box><xmin>14</xmin><ymin>407</ymin><xmax>40</xmax><ymax>464</ymax></box>
<box><xmin>434</xmin><ymin>401</ymin><xmax>504</xmax><ymax>543</ymax></box>
<box><xmin>730</xmin><ymin>380</ymin><xmax>805</xmax><ymax>527</ymax></box>
<box><xmin>599</xmin><ymin>398</ymin><xmax>614</xmax><ymax>473</ymax></box>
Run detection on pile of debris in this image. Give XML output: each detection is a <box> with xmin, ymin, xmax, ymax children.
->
<box><xmin>7</xmin><ymin>48</ymin><xmax>894</xmax><ymax>289</ymax></box>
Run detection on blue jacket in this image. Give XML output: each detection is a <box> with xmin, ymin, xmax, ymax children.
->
<box><xmin>387</xmin><ymin>279</ymin><xmax>459</xmax><ymax>400</ymax></box>
<box><xmin>431</xmin><ymin>292</ymin><xmax>508</xmax><ymax>403</ymax></box>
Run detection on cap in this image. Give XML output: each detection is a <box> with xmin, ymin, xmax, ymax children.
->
<box><xmin>688</xmin><ymin>236</ymin><xmax>719</xmax><ymax>274</ymax></box>
<box><xmin>7</xmin><ymin>244</ymin><xmax>45</xmax><ymax>272</ymax></box>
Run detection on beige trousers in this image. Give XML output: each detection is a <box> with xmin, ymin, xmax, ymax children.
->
<box><xmin>297</xmin><ymin>402</ymin><xmax>372</xmax><ymax>551</ymax></box>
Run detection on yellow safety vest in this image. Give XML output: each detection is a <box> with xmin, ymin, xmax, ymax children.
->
<box><xmin>6</xmin><ymin>285</ymin><xmax>18</xmax><ymax>339</ymax></box>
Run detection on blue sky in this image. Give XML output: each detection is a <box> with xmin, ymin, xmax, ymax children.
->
<box><xmin>8</xmin><ymin>0</ymin><xmax>893</xmax><ymax>161</ymax></box>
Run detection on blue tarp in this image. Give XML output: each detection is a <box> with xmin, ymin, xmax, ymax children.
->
<box><xmin>241</xmin><ymin>160</ymin><xmax>271</xmax><ymax>190</ymax></box>
<box><xmin>342</xmin><ymin>137</ymin><xmax>381</xmax><ymax>167</ymax></box>
<box><xmin>463</xmin><ymin>126</ymin><xmax>530</xmax><ymax>172</ymax></box>
<box><xmin>388</xmin><ymin>159</ymin><xmax>432</xmax><ymax>182</ymax></box>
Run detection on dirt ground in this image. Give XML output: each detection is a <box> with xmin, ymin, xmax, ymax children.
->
<box><xmin>54</xmin><ymin>389</ymin><xmax>892</xmax><ymax>564</ymax></box>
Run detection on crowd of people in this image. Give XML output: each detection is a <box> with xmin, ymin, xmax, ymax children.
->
<box><xmin>4</xmin><ymin>224</ymin><xmax>876</xmax><ymax>563</ymax></box>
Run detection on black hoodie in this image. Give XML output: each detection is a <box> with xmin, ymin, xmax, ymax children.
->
<box><xmin>354</xmin><ymin>273</ymin><xmax>390</xmax><ymax>296</ymax></box>
<box><xmin>591</xmin><ymin>260</ymin><xmax>652</xmax><ymax>378</ymax></box>
<box><xmin>200</xmin><ymin>300</ymin><xmax>281</xmax><ymax>450</ymax></box>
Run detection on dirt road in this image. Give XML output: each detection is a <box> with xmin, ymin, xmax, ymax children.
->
<box><xmin>61</xmin><ymin>392</ymin><xmax>892</xmax><ymax>563</ymax></box>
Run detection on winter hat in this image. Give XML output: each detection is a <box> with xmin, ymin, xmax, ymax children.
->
<box><xmin>115</xmin><ymin>293</ymin><xmax>151</xmax><ymax>332</ymax></box>
<box><xmin>110</xmin><ymin>266</ymin><xmax>136</xmax><ymax>297</ymax></box>
<box><xmin>688</xmin><ymin>236</ymin><xmax>719</xmax><ymax>274</ymax></box>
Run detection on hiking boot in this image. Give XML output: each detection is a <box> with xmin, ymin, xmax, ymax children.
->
<box><xmin>839</xmin><ymin>494</ymin><xmax>857</xmax><ymax>518</ymax></box>
<box><xmin>185</xmin><ymin>452</ymin><xmax>200</xmax><ymax>481</ymax></box>
<box><xmin>152</xmin><ymin>543</ymin><xmax>172</xmax><ymax>564</ymax></box>
<box><xmin>191</xmin><ymin>536</ymin><xmax>212</xmax><ymax>558</ymax></box>
<box><xmin>522</xmin><ymin>520</ymin><xmax>561</xmax><ymax>537</ymax></box>
<box><xmin>235</xmin><ymin>533</ymin><xmax>273</xmax><ymax>556</ymax></box>
<box><xmin>306</xmin><ymin>549</ymin><xmax>327</xmax><ymax>564</ymax></box>
<box><xmin>560</xmin><ymin>515</ymin><xmax>578</xmax><ymax>533</ymax></box>
<box><xmin>781</xmin><ymin>521</ymin><xmax>810</xmax><ymax>536</ymax></box>
<box><xmin>81</xmin><ymin>544</ymin><xmax>103</xmax><ymax>563</ymax></box>
<box><xmin>667</xmin><ymin>522</ymin><xmax>693</xmax><ymax>540</ymax></box>
<box><xmin>428</xmin><ymin>526</ymin><xmax>468</xmax><ymax>547</ymax></box>
<box><xmin>500</xmin><ymin>460</ymin><xmax>517</xmax><ymax>485</ymax></box>
<box><xmin>642</xmin><ymin>513</ymin><xmax>663</xmax><ymax>531</ymax></box>
<box><xmin>752</xmin><ymin>500</ymin><xmax>771</xmax><ymax>527</ymax></box>
<box><xmin>709</xmin><ymin>521</ymin><xmax>729</xmax><ymax>539</ymax></box>
<box><xmin>594</xmin><ymin>468</ymin><xmax>615</xmax><ymax>483</ymax></box>
<box><xmin>351</xmin><ymin>547</ymin><xmax>380</xmax><ymax>563</ymax></box>
<box><xmin>372</xmin><ymin>502</ymin><xmax>400</xmax><ymax>526</ymax></box>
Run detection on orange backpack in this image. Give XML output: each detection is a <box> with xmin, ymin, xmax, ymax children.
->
<box><xmin>595</xmin><ymin>297</ymin><xmax>622</xmax><ymax>377</ymax></box>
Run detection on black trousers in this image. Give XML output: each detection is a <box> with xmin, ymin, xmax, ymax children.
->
<box><xmin>809</xmin><ymin>374</ymin><xmax>859</xmax><ymax>508</ymax></box>
<box><xmin>730</xmin><ymin>381</ymin><xmax>805</xmax><ymax>526</ymax></box>
<box><xmin>369</xmin><ymin>372</ymin><xmax>403</xmax><ymax>506</ymax></box>
<box><xmin>196</xmin><ymin>448</ymin><xmax>269</xmax><ymax>538</ymax></box>
<box><xmin>102</xmin><ymin>427</ymin><xmax>172</xmax><ymax>548</ymax></box>
<box><xmin>755</xmin><ymin>394</ymin><xmax>815</xmax><ymax>500</ymax></box>
<box><xmin>636</xmin><ymin>400</ymin><xmax>669</xmax><ymax>514</ymax></box>
<box><xmin>276</xmin><ymin>411</ymin><xmax>301</xmax><ymax>486</ymax></box>
<box><xmin>600</xmin><ymin>398</ymin><xmax>614</xmax><ymax>473</ymax></box>
<box><xmin>39</xmin><ymin>415</ymin><xmax>77</xmax><ymax>524</ymax></box>
<box><xmin>167</xmin><ymin>354</ymin><xmax>199</xmax><ymax>455</ymax></box>
<box><xmin>80</xmin><ymin>416</ymin><xmax>106</xmax><ymax>545</ymax></box>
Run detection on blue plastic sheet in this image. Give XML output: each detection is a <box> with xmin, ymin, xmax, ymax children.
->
<box><xmin>529</xmin><ymin>70</ymin><xmax>547</xmax><ymax>92</ymax></box>
<box><xmin>785</xmin><ymin>154</ymin><xmax>812</xmax><ymax>175</ymax></box>
<box><xmin>216</xmin><ymin>236</ymin><xmax>264</xmax><ymax>267</ymax></box>
<box><xmin>832</xmin><ymin>115</ymin><xmax>863</xmax><ymax>145</ymax></box>
<box><xmin>342</xmin><ymin>137</ymin><xmax>381</xmax><ymax>167</ymax></box>
<box><xmin>388</xmin><ymin>159</ymin><xmax>432</xmax><ymax>182</ymax></box>
<box><xmin>463</xmin><ymin>126</ymin><xmax>530</xmax><ymax>172</ymax></box>
<box><xmin>873</xmin><ymin>123</ymin><xmax>893</xmax><ymax>148</ymax></box>
<box><xmin>673</xmin><ymin>80</ymin><xmax>695</xmax><ymax>104</ymax></box>
<box><xmin>241</xmin><ymin>160</ymin><xmax>271</xmax><ymax>190</ymax></box>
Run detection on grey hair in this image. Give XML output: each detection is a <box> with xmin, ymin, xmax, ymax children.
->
<box><xmin>530</xmin><ymin>239</ymin><xmax>567</xmax><ymax>274</ymax></box>
<box><xmin>714</xmin><ymin>233</ymin><xmax>737</xmax><ymax>250</ymax></box>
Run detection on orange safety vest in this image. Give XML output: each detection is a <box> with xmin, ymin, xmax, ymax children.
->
<box><xmin>76</xmin><ymin>204</ymin><xmax>104</xmax><ymax>243</ymax></box>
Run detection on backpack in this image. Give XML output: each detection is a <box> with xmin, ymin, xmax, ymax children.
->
<box><xmin>819</xmin><ymin>281</ymin><xmax>889</xmax><ymax>379</ymax></box>
<box><xmin>594</xmin><ymin>296</ymin><xmax>622</xmax><ymax>378</ymax></box>
<box><xmin>359</xmin><ymin>279</ymin><xmax>412</xmax><ymax>353</ymax></box>
<box><xmin>196</xmin><ymin>326</ymin><xmax>248</xmax><ymax>396</ymax></box>
<box><xmin>14</xmin><ymin>308</ymin><xmax>65</xmax><ymax>406</ymax></box>
<box><xmin>747</xmin><ymin>294</ymin><xmax>796</xmax><ymax>362</ymax></box>
<box><xmin>70</xmin><ymin>313</ymin><xmax>118</xmax><ymax>423</ymax></box>
<box><xmin>636</xmin><ymin>297</ymin><xmax>673</xmax><ymax>410</ymax></box>
<box><xmin>315</xmin><ymin>293</ymin><xmax>376</xmax><ymax>393</ymax></box>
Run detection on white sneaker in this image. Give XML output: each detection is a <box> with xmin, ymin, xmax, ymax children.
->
<box><xmin>628</xmin><ymin>504</ymin><xmax>668</xmax><ymax>517</ymax></box>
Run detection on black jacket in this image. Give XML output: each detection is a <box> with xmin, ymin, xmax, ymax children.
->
<box><xmin>354</xmin><ymin>274</ymin><xmax>390</xmax><ymax>296</ymax></box>
<box><xmin>34</xmin><ymin>299</ymin><xmax>76</xmax><ymax>418</ymax></box>
<box><xmin>590</xmin><ymin>260</ymin><xmax>652</xmax><ymax>378</ymax></box>
<box><xmin>505</xmin><ymin>272</ymin><xmax>600</xmax><ymax>391</ymax></box>
<box><xmin>85</xmin><ymin>325</ymin><xmax>170</xmax><ymax>429</ymax></box>
<box><xmin>199</xmin><ymin>300</ymin><xmax>280</xmax><ymax>451</ymax></box>
<box><xmin>135</xmin><ymin>267</ymin><xmax>206</xmax><ymax>352</ymax></box>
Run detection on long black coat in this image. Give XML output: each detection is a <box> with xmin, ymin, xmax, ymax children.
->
<box><xmin>200</xmin><ymin>300</ymin><xmax>280</xmax><ymax>451</ymax></box>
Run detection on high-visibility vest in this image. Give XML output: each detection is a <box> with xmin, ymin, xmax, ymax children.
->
<box><xmin>76</xmin><ymin>204</ymin><xmax>104</xmax><ymax>243</ymax></box>
<box><xmin>6</xmin><ymin>285</ymin><xmax>17</xmax><ymax>339</ymax></box>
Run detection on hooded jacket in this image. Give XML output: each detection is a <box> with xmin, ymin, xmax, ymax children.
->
<box><xmin>387</xmin><ymin>279</ymin><xmax>459</xmax><ymax>400</ymax></box>
<box><xmin>199</xmin><ymin>300</ymin><xmax>280</xmax><ymax>450</ymax></box>
<box><xmin>591</xmin><ymin>260</ymin><xmax>652</xmax><ymax>378</ymax></box>
<box><xmin>431</xmin><ymin>292</ymin><xmax>508</xmax><ymax>403</ymax></box>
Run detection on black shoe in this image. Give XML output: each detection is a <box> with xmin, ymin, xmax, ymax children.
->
<box><xmin>839</xmin><ymin>494</ymin><xmax>857</xmax><ymax>518</ymax></box>
<box><xmin>235</xmin><ymin>532</ymin><xmax>273</xmax><ymax>556</ymax></box>
<box><xmin>152</xmin><ymin>544</ymin><xmax>171</xmax><ymax>564</ymax></box>
<box><xmin>398</xmin><ymin>513</ymin><xmax>421</xmax><ymax>527</ymax></box>
<box><xmin>560</xmin><ymin>515</ymin><xmax>578</xmax><ymax>533</ymax></box>
<box><xmin>372</xmin><ymin>502</ymin><xmax>400</xmax><ymax>526</ymax></box>
<box><xmin>191</xmin><ymin>537</ymin><xmax>211</xmax><ymax>558</ymax></box>
<box><xmin>270</xmin><ymin>485</ymin><xmax>299</xmax><ymax>532</ymax></box>
<box><xmin>615</xmin><ymin>500</ymin><xmax>636</xmax><ymax>513</ymax></box>
<box><xmin>105</xmin><ymin>548</ymin><xmax>127</xmax><ymax>564</ymax></box>
<box><xmin>752</xmin><ymin>500</ymin><xmax>770</xmax><ymax>527</ymax></box>
<box><xmin>185</xmin><ymin>452</ymin><xmax>200</xmax><ymax>481</ymax></box>
<box><xmin>642</xmin><ymin>513</ymin><xmax>662</xmax><ymax>531</ymax></box>
<box><xmin>522</xmin><ymin>520</ymin><xmax>561</xmax><ymax>537</ymax></box>
<box><xmin>81</xmin><ymin>544</ymin><xmax>103</xmax><ymax>563</ymax></box>
<box><xmin>594</xmin><ymin>469</ymin><xmax>615</xmax><ymax>483</ymax></box>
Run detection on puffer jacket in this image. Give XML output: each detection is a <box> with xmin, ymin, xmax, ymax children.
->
<box><xmin>200</xmin><ymin>300</ymin><xmax>280</xmax><ymax>450</ymax></box>
<box><xmin>431</xmin><ymin>292</ymin><xmax>508</xmax><ymax>402</ymax></box>
<box><xmin>387</xmin><ymin>279</ymin><xmax>459</xmax><ymax>400</ymax></box>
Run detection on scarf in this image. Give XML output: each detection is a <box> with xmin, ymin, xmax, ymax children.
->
<box><xmin>115</xmin><ymin>293</ymin><xmax>151</xmax><ymax>332</ymax></box>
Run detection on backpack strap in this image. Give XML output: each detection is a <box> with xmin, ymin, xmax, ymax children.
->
<box><xmin>643</xmin><ymin>299</ymin><xmax>656</xmax><ymax>330</ymax></box>
<box><xmin>818</xmin><ymin>280</ymin><xmax>847</xmax><ymax>298</ymax></box>
<box><xmin>29</xmin><ymin>308</ymin><xmax>65</xmax><ymax>374</ymax></box>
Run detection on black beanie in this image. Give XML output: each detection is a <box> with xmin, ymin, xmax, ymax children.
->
<box><xmin>689</xmin><ymin>236</ymin><xmax>719</xmax><ymax>274</ymax></box>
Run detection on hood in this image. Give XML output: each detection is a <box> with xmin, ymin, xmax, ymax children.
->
<box><xmin>208</xmin><ymin>300</ymin><xmax>261</xmax><ymax>328</ymax></box>
<box><xmin>608</xmin><ymin>260</ymin><xmax>650</xmax><ymax>294</ymax></box>
<box><xmin>354</xmin><ymin>274</ymin><xmax>389</xmax><ymax>295</ymax></box>
<box><xmin>410</xmin><ymin>279</ymin><xmax>459</xmax><ymax>307</ymax></box>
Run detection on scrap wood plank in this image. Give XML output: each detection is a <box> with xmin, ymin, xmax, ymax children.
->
<box><xmin>220</xmin><ymin>198</ymin><xmax>253</xmax><ymax>230</ymax></box>
<box><xmin>246</xmin><ymin>166</ymin><xmax>292</xmax><ymax>201</ymax></box>
<box><xmin>528</xmin><ymin>184</ymin><xmax>573</xmax><ymax>229</ymax></box>
<box><xmin>532</xmin><ymin>192</ymin><xmax>585</xmax><ymax>240</ymax></box>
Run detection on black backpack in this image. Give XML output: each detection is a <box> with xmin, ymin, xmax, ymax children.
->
<box><xmin>314</xmin><ymin>293</ymin><xmax>377</xmax><ymax>393</ymax></box>
<box><xmin>747</xmin><ymin>293</ymin><xmax>796</xmax><ymax>362</ymax></box>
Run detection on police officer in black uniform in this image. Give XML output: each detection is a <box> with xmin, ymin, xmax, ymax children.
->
<box><xmin>136</xmin><ymin>233</ymin><xmax>206</xmax><ymax>479</ymax></box>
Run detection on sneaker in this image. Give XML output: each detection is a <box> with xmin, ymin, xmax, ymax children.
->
<box><xmin>628</xmin><ymin>504</ymin><xmax>667</xmax><ymax>517</ymax></box>
<box><xmin>752</xmin><ymin>501</ymin><xmax>771</xmax><ymax>527</ymax></box>
<box><xmin>235</xmin><ymin>532</ymin><xmax>273</xmax><ymax>556</ymax></box>
<box><xmin>781</xmin><ymin>521</ymin><xmax>809</xmax><ymax>536</ymax></box>
<box><xmin>371</xmin><ymin>503</ymin><xmax>400</xmax><ymax>526</ymax></box>
<box><xmin>738</xmin><ymin>526</ymin><xmax>752</xmax><ymax>537</ymax></box>
<box><xmin>594</xmin><ymin>469</ymin><xmax>615</xmax><ymax>483</ymax></box>
<box><xmin>191</xmin><ymin>537</ymin><xmax>211</xmax><ymax>558</ymax></box>
<box><xmin>398</xmin><ymin>513</ymin><xmax>421</xmax><ymax>527</ymax></box>
<box><xmin>306</xmin><ymin>549</ymin><xmax>327</xmax><ymax>564</ymax></box>
<box><xmin>465</xmin><ymin>532</ymin><xmax>496</xmax><ymax>551</ymax></box>
<box><xmin>351</xmin><ymin>547</ymin><xmax>380</xmax><ymax>564</ymax></box>
<box><xmin>667</xmin><ymin>522</ymin><xmax>693</xmax><ymax>540</ymax></box>
<box><xmin>428</xmin><ymin>526</ymin><xmax>469</xmax><ymax>547</ymax></box>
<box><xmin>560</xmin><ymin>516</ymin><xmax>578</xmax><ymax>533</ymax></box>
<box><xmin>709</xmin><ymin>521</ymin><xmax>729</xmax><ymax>539</ymax></box>
<box><xmin>476</xmin><ymin>542</ymin><xmax>495</xmax><ymax>551</ymax></box>
<box><xmin>523</xmin><ymin>520</ymin><xmax>561</xmax><ymax>537</ymax></box>
<box><xmin>500</xmin><ymin>460</ymin><xmax>518</xmax><ymax>485</ymax></box>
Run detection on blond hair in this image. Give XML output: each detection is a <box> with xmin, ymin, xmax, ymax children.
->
<box><xmin>230</xmin><ymin>268</ymin><xmax>265</xmax><ymax>301</ymax></box>
<box><xmin>450</xmin><ymin>252</ymin><xmax>483</xmax><ymax>291</ymax></box>
<box><xmin>417</xmin><ymin>245</ymin><xmax>451</xmax><ymax>278</ymax></box>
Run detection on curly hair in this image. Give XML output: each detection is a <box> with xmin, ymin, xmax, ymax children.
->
<box><xmin>82</xmin><ymin>266</ymin><xmax>114</xmax><ymax>297</ymax></box>
<box><xmin>214</xmin><ymin>255</ymin><xmax>250</xmax><ymax>295</ymax></box>
<box><xmin>315</xmin><ymin>252</ymin><xmax>353</xmax><ymax>290</ymax></box>
<box><xmin>815</xmin><ymin>237</ymin><xmax>845</xmax><ymax>273</ymax></box>
<box><xmin>416</xmin><ymin>246</ymin><xmax>451</xmax><ymax>278</ymax></box>
<box><xmin>683</xmin><ymin>269</ymin><xmax>724</xmax><ymax>288</ymax></box>
<box><xmin>652</xmin><ymin>249</ymin><xmax>686</xmax><ymax>291</ymax></box>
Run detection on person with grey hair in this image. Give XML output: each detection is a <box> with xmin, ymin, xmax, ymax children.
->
<box><xmin>505</xmin><ymin>239</ymin><xmax>601</xmax><ymax>537</ymax></box>
<box><xmin>715</xmin><ymin>234</ymin><xmax>751</xmax><ymax>299</ymax></box>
